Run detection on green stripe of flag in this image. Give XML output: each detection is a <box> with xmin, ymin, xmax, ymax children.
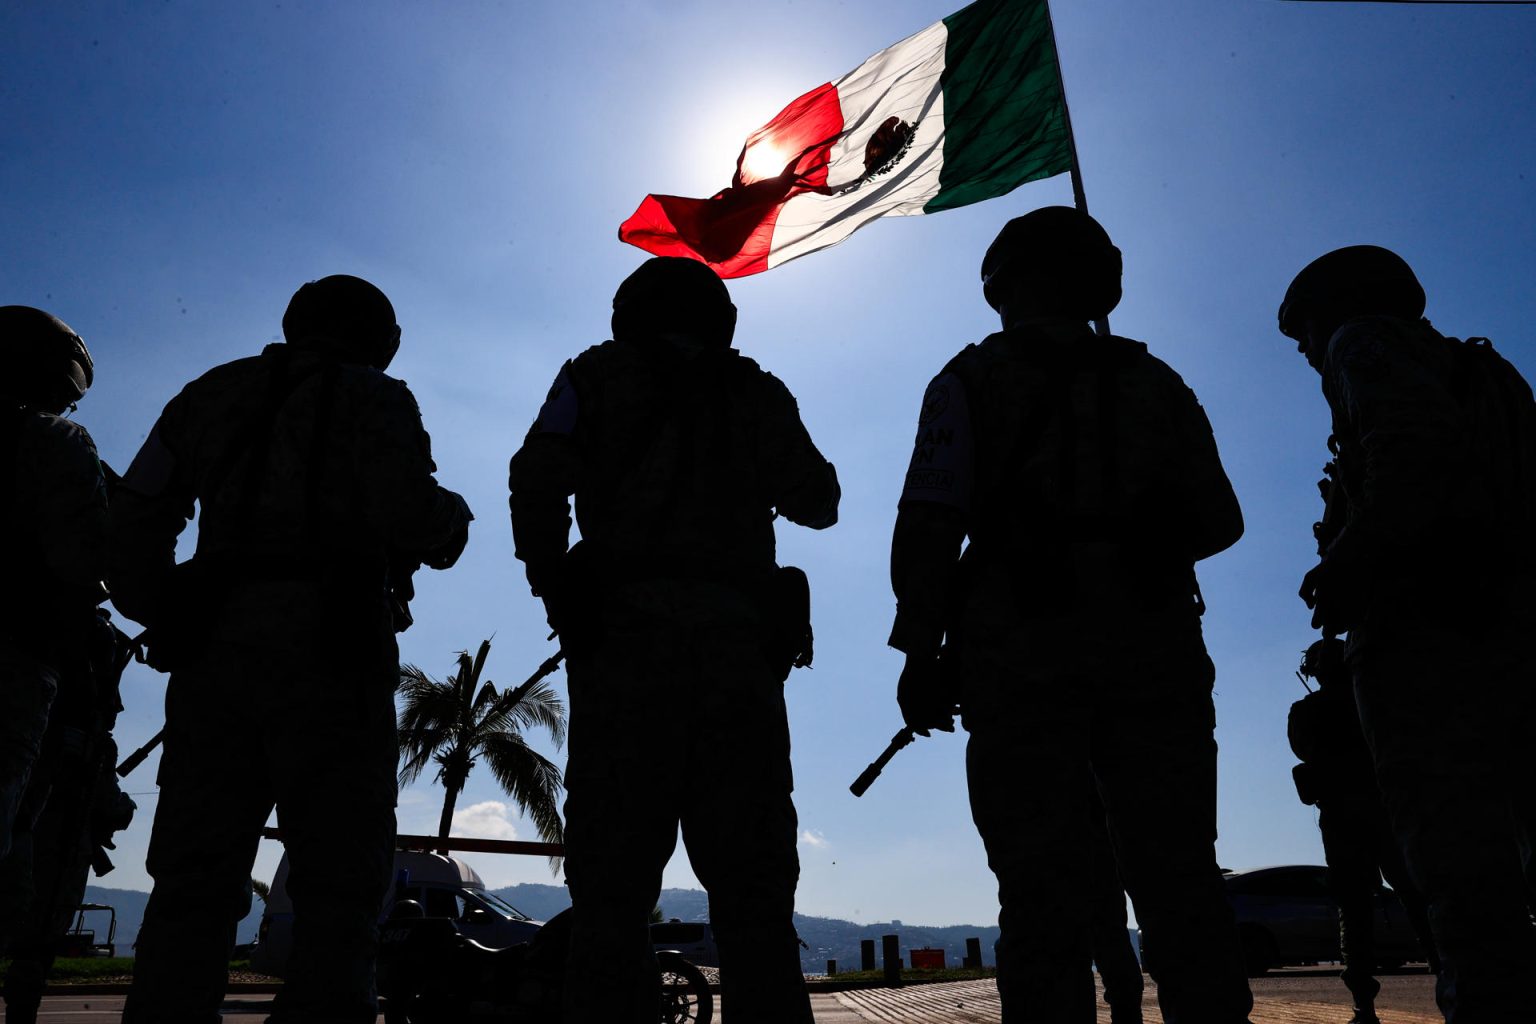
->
<box><xmin>927</xmin><ymin>0</ymin><xmax>1074</xmax><ymax>214</ymax></box>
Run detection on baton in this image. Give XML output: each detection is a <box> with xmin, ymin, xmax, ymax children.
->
<box><xmin>849</xmin><ymin>727</ymin><xmax>919</xmax><ymax>798</ymax></box>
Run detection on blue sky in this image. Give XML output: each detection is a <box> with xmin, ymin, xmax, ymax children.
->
<box><xmin>4</xmin><ymin>0</ymin><xmax>1534</xmax><ymax>927</ymax></box>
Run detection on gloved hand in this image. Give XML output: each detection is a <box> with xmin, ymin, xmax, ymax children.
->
<box><xmin>528</xmin><ymin>549</ymin><xmax>600</xmax><ymax>659</ymax></box>
<box><xmin>897</xmin><ymin>650</ymin><xmax>957</xmax><ymax>737</ymax></box>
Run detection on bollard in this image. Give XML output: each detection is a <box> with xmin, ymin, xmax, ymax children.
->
<box><xmin>861</xmin><ymin>938</ymin><xmax>876</xmax><ymax>971</ymax></box>
<box><xmin>882</xmin><ymin>933</ymin><xmax>901</xmax><ymax>986</ymax></box>
<box><xmin>965</xmin><ymin>936</ymin><xmax>983</xmax><ymax>969</ymax></box>
<box><xmin>827</xmin><ymin>958</ymin><xmax>838</xmax><ymax>975</ymax></box>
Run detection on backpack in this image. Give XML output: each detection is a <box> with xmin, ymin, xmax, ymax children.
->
<box><xmin>1445</xmin><ymin>335</ymin><xmax>1536</xmax><ymax>553</ymax></box>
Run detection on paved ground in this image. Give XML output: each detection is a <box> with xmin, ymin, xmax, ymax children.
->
<box><xmin>7</xmin><ymin>972</ymin><xmax>1441</xmax><ymax>1022</ymax></box>
<box><xmin>828</xmin><ymin>973</ymin><xmax>1440</xmax><ymax>1023</ymax></box>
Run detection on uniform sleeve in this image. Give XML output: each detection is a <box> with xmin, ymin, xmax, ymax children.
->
<box><xmin>756</xmin><ymin>373</ymin><xmax>839</xmax><ymax>530</ymax></box>
<box><xmin>508</xmin><ymin>361</ymin><xmax>585</xmax><ymax>588</ymax></box>
<box><xmin>355</xmin><ymin>379</ymin><xmax>473</xmax><ymax>567</ymax></box>
<box><xmin>30</xmin><ymin>419</ymin><xmax>110</xmax><ymax>597</ymax></box>
<box><xmin>888</xmin><ymin>371</ymin><xmax>971</xmax><ymax>656</ymax></box>
<box><xmin>1325</xmin><ymin>322</ymin><xmax>1463</xmax><ymax>552</ymax></box>
<box><xmin>111</xmin><ymin>402</ymin><xmax>197</xmax><ymax>626</ymax></box>
<box><xmin>897</xmin><ymin>371</ymin><xmax>975</xmax><ymax>513</ymax></box>
<box><xmin>1169</xmin><ymin>380</ymin><xmax>1243</xmax><ymax>561</ymax></box>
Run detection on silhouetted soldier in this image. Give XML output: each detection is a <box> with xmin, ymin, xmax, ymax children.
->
<box><xmin>890</xmin><ymin>207</ymin><xmax>1252</xmax><ymax>1023</ymax></box>
<box><xmin>112</xmin><ymin>276</ymin><xmax>472</xmax><ymax>1024</ymax></box>
<box><xmin>1281</xmin><ymin>245</ymin><xmax>1536</xmax><ymax>1023</ymax></box>
<box><xmin>509</xmin><ymin>256</ymin><xmax>839</xmax><ymax>1024</ymax></box>
<box><xmin>1087</xmin><ymin>785</ymin><xmax>1143</xmax><ymax>1024</ymax></box>
<box><xmin>2</xmin><ymin>609</ymin><xmax>137</xmax><ymax>1024</ymax></box>
<box><xmin>0</xmin><ymin>306</ymin><xmax>107</xmax><ymax>864</ymax></box>
<box><xmin>1288</xmin><ymin>636</ymin><xmax>1438</xmax><ymax>1024</ymax></box>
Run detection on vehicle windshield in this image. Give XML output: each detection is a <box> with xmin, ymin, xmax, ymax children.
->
<box><xmin>476</xmin><ymin>891</ymin><xmax>532</xmax><ymax>921</ymax></box>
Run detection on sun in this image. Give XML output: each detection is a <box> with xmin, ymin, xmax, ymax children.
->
<box><xmin>740</xmin><ymin>141</ymin><xmax>791</xmax><ymax>184</ymax></box>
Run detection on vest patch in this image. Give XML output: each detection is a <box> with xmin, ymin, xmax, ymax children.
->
<box><xmin>900</xmin><ymin>371</ymin><xmax>973</xmax><ymax>510</ymax></box>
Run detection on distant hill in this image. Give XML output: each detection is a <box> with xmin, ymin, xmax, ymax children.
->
<box><xmin>83</xmin><ymin>884</ymin><xmax>264</xmax><ymax>956</ymax></box>
<box><xmin>490</xmin><ymin>883</ymin><xmax>1018</xmax><ymax>973</ymax></box>
<box><xmin>87</xmin><ymin>880</ymin><xmax>1132</xmax><ymax>974</ymax></box>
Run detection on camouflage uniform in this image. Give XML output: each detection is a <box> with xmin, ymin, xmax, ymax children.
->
<box><xmin>0</xmin><ymin>409</ymin><xmax>108</xmax><ymax>864</ymax></box>
<box><xmin>113</xmin><ymin>343</ymin><xmax>470</xmax><ymax>1024</ymax></box>
<box><xmin>891</xmin><ymin>321</ymin><xmax>1252</xmax><ymax>1024</ymax></box>
<box><xmin>1318</xmin><ymin>316</ymin><xmax>1536</xmax><ymax>1023</ymax></box>
<box><xmin>1288</xmin><ymin>661</ymin><xmax>1438</xmax><ymax>1018</ymax></box>
<box><xmin>1088</xmin><ymin>785</ymin><xmax>1143</xmax><ymax>1024</ymax></box>
<box><xmin>3</xmin><ymin>614</ymin><xmax>137</xmax><ymax>1024</ymax></box>
<box><xmin>509</xmin><ymin>334</ymin><xmax>839</xmax><ymax>1024</ymax></box>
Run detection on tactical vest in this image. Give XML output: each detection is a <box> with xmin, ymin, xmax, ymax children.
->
<box><xmin>1</xmin><ymin>407</ymin><xmax>64</xmax><ymax>645</ymax></box>
<box><xmin>568</xmin><ymin>339</ymin><xmax>775</xmax><ymax>584</ymax></box>
<box><xmin>943</xmin><ymin>329</ymin><xmax>1199</xmax><ymax>612</ymax></box>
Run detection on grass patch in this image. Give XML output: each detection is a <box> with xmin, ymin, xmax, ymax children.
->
<box><xmin>0</xmin><ymin>958</ymin><xmax>261</xmax><ymax>982</ymax></box>
<box><xmin>0</xmin><ymin>957</ymin><xmax>135</xmax><ymax>980</ymax></box>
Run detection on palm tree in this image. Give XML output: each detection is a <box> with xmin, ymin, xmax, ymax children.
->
<box><xmin>396</xmin><ymin>638</ymin><xmax>567</xmax><ymax>862</ymax></box>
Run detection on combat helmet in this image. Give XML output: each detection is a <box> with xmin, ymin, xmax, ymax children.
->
<box><xmin>612</xmin><ymin>256</ymin><xmax>738</xmax><ymax>349</ymax></box>
<box><xmin>981</xmin><ymin>206</ymin><xmax>1123</xmax><ymax>319</ymax></box>
<box><xmin>0</xmin><ymin>305</ymin><xmax>94</xmax><ymax>414</ymax></box>
<box><xmin>1278</xmin><ymin>245</ymin><xmax>1425</xmax><ymax>342</ymax></box>
<box><xmin>282</xmin><ymin>275</ymin><xmax>401</xmax><ymax>370</ymax></box>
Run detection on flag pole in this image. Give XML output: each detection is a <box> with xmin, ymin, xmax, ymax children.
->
<box><xmin>1043</xmin><ymin>0</ymin><xmax>1110</xmax><ymax>337</ymax></box>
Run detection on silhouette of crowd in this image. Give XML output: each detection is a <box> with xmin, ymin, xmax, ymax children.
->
<box><xmin>2</xmin><ymin>210</ymin><xmax>1533</xmax><ymax>1024</ymax></box>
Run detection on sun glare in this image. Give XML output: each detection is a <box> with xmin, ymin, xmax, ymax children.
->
<box><xmin>741</xmin><ymin>142</ymin><xmax>791</xmax><ymax>184</ymax></box>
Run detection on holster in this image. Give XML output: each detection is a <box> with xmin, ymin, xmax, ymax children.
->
<box><xmin>542</xmin><ymin>541</ymin><xmax>605</xmax><ymax>657</ymax></box>
<box><xmin>763</xmin><ymin>565</ymin><xmax>813</xmax><ymax>682</ymax></box>
<box><xmin>140</xmin><ymin>558</ymin><xmax>226</xmax><ymax>674</ymax></box>
<box><xmin>1292</xmin><ymin>762</ymin><xmax>1323</xmax><ymax>807</ymax></box>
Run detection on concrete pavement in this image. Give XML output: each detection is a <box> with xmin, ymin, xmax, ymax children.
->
<box><xmin>8</xmin><ymin>972</ymin><xmax>1442</xmax><ymax>1023</ymax></box>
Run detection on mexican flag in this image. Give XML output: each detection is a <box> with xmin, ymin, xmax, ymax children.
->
<box><xmin>619</xmin><ymin>0</ymin><xmax>1074</xmax><ymax>278</ymax></box>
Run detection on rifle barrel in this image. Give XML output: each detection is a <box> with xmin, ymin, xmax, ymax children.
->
<box><xmin>116</xmin><ymin>729</ymin><xmax>164</xmax><ymax>778</ymax></box>
<box><xmin>849</xmin><ymin>728</ymin><xmax>917</xmax><ymax>798</ymax></box>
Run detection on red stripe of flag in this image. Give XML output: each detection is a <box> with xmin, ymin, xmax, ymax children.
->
<box><xmin>618</xmin><ymin>82</ymin><xmax>845</xmax><ymax>278</ymax></box>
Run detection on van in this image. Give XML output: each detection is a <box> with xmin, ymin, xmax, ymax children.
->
<box><xmin>250</xmin><ymin>849</ymin><xmax>542</xmax><ymax>977</ymax></box>
<box><xmin>650</xmin><ymin>918</ymin><xmax>718</xmax><ymax>968</ymax></box>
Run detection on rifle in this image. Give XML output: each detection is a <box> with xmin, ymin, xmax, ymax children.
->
<box><xmin>488</xmin><ymin>648</ymin><xmax>566</xmax><ymax>719</ymax></box>
<box><xmin>116</xmin><ymin>729</ymin><xmax>163</xmax><ymax>778</ymax></box>
<box><xmin>849</xmin><ymin>727</ymin><xmax>919</xmax><ymax>798</ymax></box>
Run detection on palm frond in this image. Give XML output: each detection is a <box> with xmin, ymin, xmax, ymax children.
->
<box><xmin>470</xmin><ymin>679</ymin><xmax>501</xmax><ymax>724</ymax></box>
<box><xmin>397</xmin><ymin>663</ymin><xmax>464</xmax><ymax>787</ymax></box>
<box><xmin>454</xmin><ymin>641</ymin><xmax>491</xmax><ymax>722</ymax></box>
<box><xmin>480</xmin><ymin>731</ymin><xmax>566</xmax><ymax>873</ymax></box>
<box><xmin>398</xmin><ymin>731</ymin><xmax>445</xmax><ymax>788</ymax></box>
<box><xmin>479</xmin><ymin>679</ymin><xmax>568</xmax><ymax>749</ymax></box>
<box><xmin>469</xmin><ymin>638</ymin><xmax>493</xmax><ymax>691</ymax></box>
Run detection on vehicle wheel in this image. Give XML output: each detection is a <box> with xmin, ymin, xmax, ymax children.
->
<box><xmin>657</xmin><ymin>952</ymin><xmax>713</xmax><ymax>1024</ymax></box>
<box><xmin>1237</xmin><ymin>926</ymin><xmax>1277</xmax><ymax>977</ymax></box>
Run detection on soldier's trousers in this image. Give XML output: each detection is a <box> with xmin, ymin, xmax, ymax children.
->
<box><xmin>960</xmin><ymin>596</ymin><xmax>1253</xmax><ymax>1024</ymax></box>
<box><xmin>1318</xmin><ymin>790</ymin><xmax>1437</xmax><ymax>1013</ymax></box>
<box><xmin>1350</xmin><ymin>612</ymin><xmax>1536</xmax><ymax>1024</ymax></box>
<box><xmin>1088</xmin><ymin>788</ymin><xmax>1144</xmax><ymax>1024</ymax></box>
<box><xmin>122</xmin><ymin>583</ymin><xmax>398</xmax><ymax>1024</ymax></box>
<box><xmin>1</xmin><ymin>760</ymin><xmax>101</xmax><ymax>1024</ymax></box>
<box><xmin>0</xmin><ymin>640</ymin><xmax>57</xmax><ymax>864</ymax></box>
<box><xmin>561</xmin><ymin>579</ymin><xmax>812</xmax><ymax>1024</ymax></box>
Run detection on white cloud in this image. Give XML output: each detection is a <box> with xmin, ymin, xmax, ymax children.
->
<box><xmin>451</xmin><ymin>801</ymin><xmax>521</xmax><ymax>841</ymax></box>
<box><xmin>799</xmin><ymin>829</ymin><xmax>829</xmax><ymax>849</ymax></box>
